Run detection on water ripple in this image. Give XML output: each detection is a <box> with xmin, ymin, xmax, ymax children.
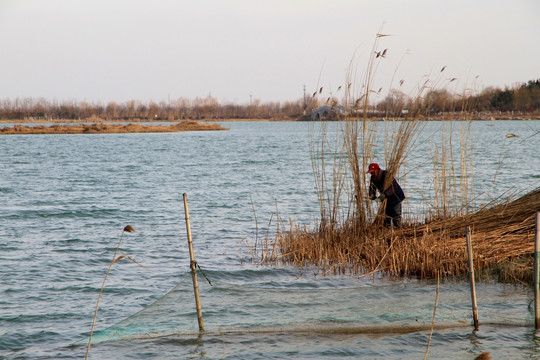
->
<box><xmin>1</xmin><ymin>121</ymin><xmax>539</xmax><ymax>359</ymax></box>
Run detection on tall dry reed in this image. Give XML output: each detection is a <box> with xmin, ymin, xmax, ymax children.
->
<box><xmin>270</xmin><ymin>34</ymin><xmax>539</xmax><ymax>282</ymax></box>
<box><xmin>85</xmin><ymin>225</ymin><xmax>139</xmax><ymax>360</ymax></box>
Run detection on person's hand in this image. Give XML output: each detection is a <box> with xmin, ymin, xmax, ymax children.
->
<box><xmin>378</xmin><ymin>193</ymin><xmax>386</xmax><ymax>202</ymax></box>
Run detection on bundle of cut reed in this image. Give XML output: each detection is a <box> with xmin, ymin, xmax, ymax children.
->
<box><xmin>276</xmin><ymin>187</ymin><xmax>540</xmax><ymax>281</ymax></box>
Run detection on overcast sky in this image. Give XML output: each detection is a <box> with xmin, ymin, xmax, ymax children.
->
<box><xmin>1</xmin><ymin>0</ymin><xmax>539</xmax><ymax>105</ymax></box>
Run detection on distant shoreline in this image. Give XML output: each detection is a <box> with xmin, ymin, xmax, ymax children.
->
<box><xmin>0</xmin><ymin>111</ymin><xmax>539</xmax><ymax>126</ymax></box>
<box><xmin>0</xmin><ymin>117</ymin><xmax>278</xmax><ymax>124</ymax></box>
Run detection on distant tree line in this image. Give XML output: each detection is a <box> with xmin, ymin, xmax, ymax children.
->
<box><xmin>1</xmin><ymin>79</ymin><xmax>539</xmax><ymax>121</ymax></box>
<box><xmin>0</xmin><ymin>96</ymin><xmax>306</xmax><ymax>121</ymax></box>
<box><xmin>376</xmin><ymin>79</ymin><xmax>540</xmax><ymax>117</ymax></box>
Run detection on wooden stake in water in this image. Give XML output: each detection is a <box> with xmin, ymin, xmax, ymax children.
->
<box><xmin>466</xmin><ymin>226</ymin><xmax>479</xmax><ymax>330</ymax></box>
<box><xmin>183</xmin><ymin>193</ymin><xmax>204</xmax><ymax>332</ymax></box>
<box><xmin>534</xmin><ymin>212</ymin><xmax>540</xmax><ymax>330</ymax></box>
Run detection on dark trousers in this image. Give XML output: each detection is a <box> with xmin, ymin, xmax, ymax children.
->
<box><xmin>384</xmin><ymin>202</ymin><xmax>402</xmax><ymax>228</ymax></box>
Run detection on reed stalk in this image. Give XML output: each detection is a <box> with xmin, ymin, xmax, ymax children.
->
<box><xmin>424</xmin><ymin>272</ymin><xmax>440</xmax><ymax>360</ymax></box>
<box><xmin>85</xmin><ymin>225</ymin><xmax>138</xmax><ymax>360</ymax></box>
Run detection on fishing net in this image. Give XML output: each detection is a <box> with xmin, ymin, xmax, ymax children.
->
<box><xmin>77</xmin><ymin>269</ymin><xmax>534</xmax><ymax>345</ymax></box>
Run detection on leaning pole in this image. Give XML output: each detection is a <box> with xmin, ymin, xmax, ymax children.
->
<box><xmin>466</xmin><ymin>226</ymin><xmax>479</xmax><ymax>330</ymax></box>
<box><xmin>534</xmin><ymin>212</ymin><xmax>540</xmax><ymax>331</ymax></box>
<box><xmin>183</xmin><ymin>193</ymin><xmax>204</xmax><ymax>332</ymax></box>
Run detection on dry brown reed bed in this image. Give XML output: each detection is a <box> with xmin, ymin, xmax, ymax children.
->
<box><xmin>276</xmin><ymin>187</ymin><xmax>540</xmax><ymax>281</ymax></box>
<box><xmin>0</xmin><ymin>121</ymin><xmax>227</xmax><ymax>135</ymax></box>
<box><xmin>270</xmin><ymin>33</ymin><xmax>540</xmax><ymax>283</ymax></box>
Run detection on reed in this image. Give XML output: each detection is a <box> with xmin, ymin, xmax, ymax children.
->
<box><xmin>277</xmin><ymin>186</ymin><xmax>540</xmax><ymax>280</ymax></box>
<box><xmin>85</xmin><ymin>225</ymin><xmax>139</xmax><ymax>360</ymax></box>
<box><xmin>424</xmin><ymin>272</ymin><xmax>440</xmax><ymax>360</ymax></box>
<box><xmin>270</xmin><ymin>33</ymin><xmax>540</xmax><ymax>283</ymax></box>
<box><xmin>277</xmin><ymin>33</ymin><xmax>427</xmax><ymax>275</ymax></box>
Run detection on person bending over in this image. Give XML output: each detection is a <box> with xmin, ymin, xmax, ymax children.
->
<box><xmin>367</xmin><ymin>162</ymin><xmax>405</xmax><ymax>228</ymax></box>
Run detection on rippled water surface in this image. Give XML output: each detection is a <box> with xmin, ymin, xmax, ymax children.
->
<box><xmin>1</xmin><ymin>120</ymin><xmax>539</xmax><ymax>359</ymax></box>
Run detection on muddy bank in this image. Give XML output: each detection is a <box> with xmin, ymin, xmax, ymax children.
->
<box><xmin>0</xmin><ymin>121</ymin><xmax>228</xmax><ymax>135</ymax></box>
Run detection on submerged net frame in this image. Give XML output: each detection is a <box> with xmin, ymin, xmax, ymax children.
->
<box><xmin>76</xmin><ymin>270</ymin><xmax>534</xmax><ymax>345</ymax></box>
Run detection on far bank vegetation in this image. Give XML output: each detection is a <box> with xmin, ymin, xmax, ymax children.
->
<box><xmin>1</xmin><ymin>80</ymin><xmax>540</xmax><ymax>122</ymax></box>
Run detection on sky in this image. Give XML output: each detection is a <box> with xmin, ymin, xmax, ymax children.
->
<box><xmin>1</xmin><ymin>0</ymin><xmax>539</xmax><ymax>105</ymax></box>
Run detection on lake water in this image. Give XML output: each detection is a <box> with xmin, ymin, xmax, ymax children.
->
<box><xmin>1</xmin><ymin>120</ymin><xmax>539</xmax><ymax>359</ymax></box>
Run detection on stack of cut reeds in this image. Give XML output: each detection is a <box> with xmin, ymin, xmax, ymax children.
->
<box><xmin>276</xmin><ymin>187</ymin><xmax>540</xmax><ymax>281</ymax></box>
<box><xmin>412</xmin><ymin>187</ymin><xmax>540</xmax><ymax>277</ymax></box>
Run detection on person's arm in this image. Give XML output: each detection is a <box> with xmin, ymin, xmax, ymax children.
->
<box><xmin>383</xmin><ymin>178</ymin><xmax>405</xmax><ymax>202</ymax></box>
<box><xmin>382</xmin><ymin>179</ymin><xmax>398</xmax><ymax>198</ymax></box>
<box><xmin>368</xmin><ymin>178</ymin><xmax>377</xmax><ymax>200</ymax></box>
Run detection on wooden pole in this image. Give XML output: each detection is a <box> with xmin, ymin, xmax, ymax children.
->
<box><xmin>534</xmin><ymin>212</ymin><xmax>540</xmax><ymax>330</ymax></box>
<box><xmin>183</xmin><ymin>193</ymin><xmax>204</xmax><ymax>332</ymax></box>
<box><xmin>466</xmin><ymin>226</ymin><xmax>479</xmax><ymax>330</ymax></box>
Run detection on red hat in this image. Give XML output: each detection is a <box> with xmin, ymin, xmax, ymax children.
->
<box><xmin>367</xmin><ymin>163</ymin><xmax>380</xmax><ymax>174</ymax></box>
